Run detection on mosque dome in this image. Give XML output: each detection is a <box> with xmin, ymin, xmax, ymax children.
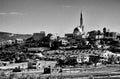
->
<box><xmin>73</xmin><ymin>25</ymin><xmax>84</xmax><ymax>36</ymax></box>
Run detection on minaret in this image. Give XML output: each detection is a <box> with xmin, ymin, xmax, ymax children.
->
<box><xmin>73</xmin><ymin>11</ymin><xmax>85</xmax><ymax>38</ymax></box>
<box><xmin>80</xmin><ymin>12</ymin><xmax>83</xmax><ymax>26</ymax></box>
<box><xmin>80</xmin><ymin>11</ymin><xmax>84</xmax><ymax>33</ymax></box>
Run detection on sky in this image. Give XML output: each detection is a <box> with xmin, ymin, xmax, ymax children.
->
<box><xmin>0</xmin><ymin>0</ymin><xmax>120</xmax><ymax>36</ymax></box>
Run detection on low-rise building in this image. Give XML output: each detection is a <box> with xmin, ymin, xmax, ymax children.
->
<box><xmin>28</xmin><ymin>60</ymin><xmax>57</xmax><ymax>69</ymax></box>
<box><xmin>33</xmin><ymin>31</ymin><xmax>45</xmax><ymax>41</ymax></box>
<box><xmin>59</xmin><ymin>38</ymin><xmax>69</xmax><ymax>46</ymax></box>
<box><xmin>15</xmin><ymin>38</ymin><xmax>24</xmax><ymax>44</ymax></box>
<box><xmin>101</xmin><ymin>50</ymin><xmax>115</xmax><ymax>59</ymax></box>
<box><xmin>77</xmin><ymin>54</ymin><xmax>89</xmax><ymax>63</ymax></box>
<box><xmin>65</xmin><ymin>33</ymin><xmax>73</xmax><ymax>39</ymax></box>
<box><xmin>104</xmin><ymin>32</ymin><xmax>118</xmax><ymax>39</ymax></box>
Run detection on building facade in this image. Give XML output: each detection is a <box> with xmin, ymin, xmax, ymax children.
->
<box><xmin>33</xmin><ymin>31</ymin><xmax>45</xmax><ymax>41</ymax></box>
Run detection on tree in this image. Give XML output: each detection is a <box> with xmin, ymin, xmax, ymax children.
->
<box><xmin>43</xmin><ymin>33</ymin><xmax>52</xmax><ymax>42</ymax></box>
<box><xmin>65</xmin><ymin>57</ymin><xmax>77</xmax><ymax>66</ymax></box>
<box><xmin>47</xmin><ymin>33</ymin><xmax>53</xmax><ymax>38</ymax></box>
<box><xmin>103</xmin><ymin>27</ymin><xmax>107</xmax><ymax>38</ymax></box>
<box><xmin>89</xmin><ymin>55</ymin><xmax>100</xmax><ymax>67</ymax></box>
<box><xmin>57</xmin><ymin>59</ymin><xmax>65</xmax><ymax>67</ymax></box>
<box><xmin>88</xmin><ymin>30</ymin><xmax>97</xmax><ymax>40</ymax></box>
<box><xmin>77</xmin><ymin>38</ymin><xmax>87</xmax><ymax>48</ymax></box>
<box><xmin>108</xmin><ymin>55</ymin><xmax>117</xmax><ymax>64</ymax></box>
<box><xmin>50</xmin><ymin>40</ymin><xmax>60</xmax><ymax>49</ymax></box>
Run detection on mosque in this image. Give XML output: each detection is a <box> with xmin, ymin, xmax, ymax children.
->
<box><xmin>65</xmin><ymin>12</ymin><xmax>85</xmax><ymax>39</ymax></box>
<box><xmin>73</xmin><ymin>12</ymin><xmax>84</xmax><ymax>38</ymax></box>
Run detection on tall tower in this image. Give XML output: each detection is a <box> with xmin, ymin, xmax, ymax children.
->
<box><xmin>79</xmin><ymin>11</ymin><xmax>84</xmax><ymax>33</ymax></box>
<box><xmin>80</xmin><ymin>12</ymin><xmax>83</xmax><ymax>26</ymax></box>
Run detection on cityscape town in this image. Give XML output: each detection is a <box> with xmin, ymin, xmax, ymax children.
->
<box><xmin>0</xmin><ymin>12</ymin><xmax>120</xmax><ymax>79</ymax></box>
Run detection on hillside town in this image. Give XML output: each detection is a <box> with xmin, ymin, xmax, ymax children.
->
<box><xmin>0</xmin><ymin>12</ymin><xmax>120</xmax><ymax>79</ymax></box>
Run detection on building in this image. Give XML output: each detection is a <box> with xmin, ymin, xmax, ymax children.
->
<box><xmin>33</xmin><ymin>31</ymin><xmax>45</xmax><ymax>41</ymax></box>
<box><xmin>59</xmin><ymin>38</ymin><xmax>69</xmax><ymax>46</ymax></box>
<box><xmin>65</xmin><ymin>12</ymin><xmax>85</xmax><ymax>39</ymax></box>
<box><xmin>65</xmin><ymin>33</ymin><xmax>73</xmax><ymax>39</ymax></box>
<box><xmin>15</xmin><ymin>39</ymin><xmax>24</xmax><ymax>44</ymax></box>
<box><xmin>104</xmin><ymin>32</ymin><xmax>118</xmax><ymax>39</ymax></box>
<box><xmin>28</xmin><ymin>60</ymin><xmax>57</xmax><ymax>69</ymax></box>
<box><xmin>77</xmin><ymin>54</ymin><xmax>89</xmax><ymax>63</ymax></box>
<box><xmin>87</xmin><ymin>30</ymin><xmax>103</xmax><ymax>40</ymax></box>
<box><xmin>36</xmin><ymin>61</ymin><xmax>57</xmax><ymax>69</ymax></box>
<box><xmin>73</xmin><ymin>12</ymin><xmax>84</xmax><ymax>39</ymax></box>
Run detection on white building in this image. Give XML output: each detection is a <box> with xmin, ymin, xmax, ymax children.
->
<box><xmin>77</xmin><ymin>54</ymin><xmax>89</xmax><ymax>63</ymax></box>
<box><xmin>35</xmin><ymin>61</ymin><xmax>57</xmax><ymax>69</ymax></box>
<box><xmin>101</xmin><ymin>50</ymin><xmax>116</xmax><ymax>59</ymax></box>
<box><xmin>59</xmin><ymin>38</ymin><xmax>69</xmax><ymax>46</ymax></box>
<box><xmin>15</xmin><ymin>38</ymin><xmax>24</xmax><ymax>44</ymax></box>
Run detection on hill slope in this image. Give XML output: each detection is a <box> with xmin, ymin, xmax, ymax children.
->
<box><xmin>0</xmin><ymin>32</ymin><xmax>32</xmax><ymax>42</ymax></box>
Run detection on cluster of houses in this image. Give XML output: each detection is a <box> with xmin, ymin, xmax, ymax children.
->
<box><xmin>0</xmin><ymin>39</ymin><xmax>24</xmax><ymax>48</ymax></box>
<box><xmin>42</xmin><ymin>49</ymin><xmax>120</xmax><ymax>66</ymax></box>
<box><xmin>0</xmin><ymin>14</ymin><xmax>120</xmax><ymax>72</ymax></box>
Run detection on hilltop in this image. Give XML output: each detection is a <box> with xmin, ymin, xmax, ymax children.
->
<box><xmin>0</xmin><ymin>31</ymin><xmax>32</xmax><ymax>42</ymax></box>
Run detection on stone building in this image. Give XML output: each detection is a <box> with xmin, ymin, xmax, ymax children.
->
<box><xmin>33</xmin><ymin>31</ymin><xmax>45</xmax><ymax>41</ymax></box>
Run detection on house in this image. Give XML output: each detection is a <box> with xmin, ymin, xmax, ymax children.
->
<box><xmin>101</xmin><ymin>50</ymin><xmax>115</xmax><ymax>59</ymax></box>
<box><xmin>36</xmin><ymin>61</ymin><xmax>57</xmax><ymax>69</ymax></box>
<box><xmin>59</xmin><ymin>38</ymin><xmax>69</xmax><ymax>46</ymax></box>
<box><xmin>28</xmin><ymin>60</ymin><xmax>57</xmax><ymax>69</ymax></box>
<box><xmin>76</xmin><ymin>54</ymin><xmax>89</xmax><ymax>63</ymax></box>
<box><xmin>33</xmin><ymin>31</ymin><xmax>45</xmax><ymax>41</ymax></box>
<box><xmin>15</xmin><ymin>39</ymin><xmax>24</xmax><ymax>44</ymax></box>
